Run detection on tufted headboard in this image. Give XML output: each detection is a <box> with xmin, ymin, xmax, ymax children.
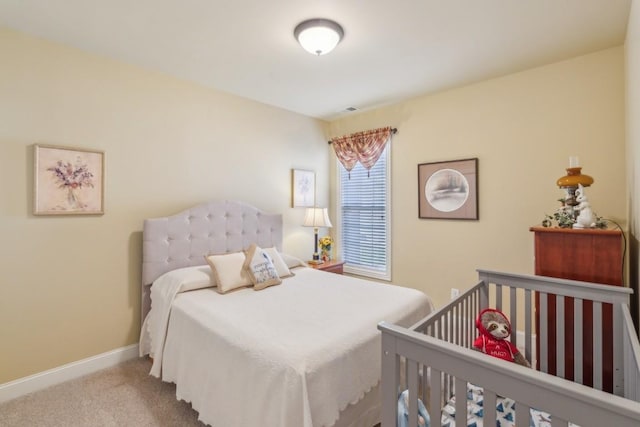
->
<box><xmin>141</xmin><ymin>200</ymin><xmax>283</xmax><ymax>323</ymax></box>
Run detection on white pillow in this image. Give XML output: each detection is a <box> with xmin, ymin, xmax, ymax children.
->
<box><xmin>263</xmin><ymin>247</ymin><xmax>293</xmax><ymax>278</ymax></box>
<box><xmin>243</xmin><ymin>244</ymin><xmax>282</xmax><ymax>290</ymax></box>
<box><xmin>205</xmin><ymin>252</ymin><xmax>252</xmax><ymax>294</ymax></box>
<box><xmin>154</xmin><ymin>265</ymin><xmax>215</xmax><ymax>292</ymax></box>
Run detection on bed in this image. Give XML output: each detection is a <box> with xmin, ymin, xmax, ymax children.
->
<box><xmin>138</xmin><ymin>200</ymin><xmax>434</xmax><ymax>427</ymax></box>
<box><xmin>379</xmin><ymin>270</ymin><xmax>640</xmax><ymax>427</ymax></box>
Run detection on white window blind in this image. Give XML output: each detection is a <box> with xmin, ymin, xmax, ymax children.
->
<box><xmin>339</xmin><ymin>143</ymin><xmax>390</xmax><ymax>280</ymax></box>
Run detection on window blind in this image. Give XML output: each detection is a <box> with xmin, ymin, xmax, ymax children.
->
<box><xmin>339</xmin><ymin>143</ymin><xmax>390</xmax><ymax>279</ymax></box>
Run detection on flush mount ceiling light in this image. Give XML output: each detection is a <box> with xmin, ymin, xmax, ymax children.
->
<box><xmin>294</xmin><ymin>18</ymin><xmax>344</xmax><ymax>56</ymax></box>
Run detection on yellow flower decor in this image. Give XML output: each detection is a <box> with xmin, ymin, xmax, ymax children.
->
<box><xmin>319</xmin><ymin>236</ymin><xmax>333</xmax><ymax>251</ymax></box>
<box><xmin>319</xmin><ymin>235</ymin><xmax>333</xmax><ymax>261</ymax></box>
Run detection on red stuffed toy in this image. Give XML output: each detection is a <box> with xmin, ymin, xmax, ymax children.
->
<box><xmin>473</xmin><ymin>308</ymin><xmax>530</xmax><ymax>367</ymax></box>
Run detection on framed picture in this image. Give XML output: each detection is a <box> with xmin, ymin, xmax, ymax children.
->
<box><xmin>291</xmin><ymin>169</ymin><xmax>315</xmax><ymax>208</ymax></box>
<box><xmin>34</xmin><ymin>144</ymin><xmax>105</xmax><ymax>215</ymax></box>
<box><xmin>418</xmin><ymin>158</ymin><xmax>478</xmax><ymax>220</ymax></box>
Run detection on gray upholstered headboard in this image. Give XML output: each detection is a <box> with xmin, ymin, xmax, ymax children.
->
<box><xmin>141</xmin><ymin>200</ymin><xmax>283</xmax><ymax>323</ymax></box>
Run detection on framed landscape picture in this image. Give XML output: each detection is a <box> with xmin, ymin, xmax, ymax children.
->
<box><xmin>34</xmin><ymin>144</ymin><xmax>105</xmax><ymax>215</ymax></box>
<box><xmin>418</xmin><ymin>158</ymin><xmax>478</xmax><ymax>220</ymax></box>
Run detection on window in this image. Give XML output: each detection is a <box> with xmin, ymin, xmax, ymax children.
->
<box><xmin>338</xmin><ymin>143</ymin><xmax>390</xmax><ymax>280</ymax></box>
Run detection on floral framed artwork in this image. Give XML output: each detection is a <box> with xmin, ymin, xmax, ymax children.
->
<box><xmin>418</xmin><ymin>158</ymin><xmax>478</xmax><ymax>220</ymax></box>
<box><xmin>291</xmin><ymin>169</ymin><xmax>315</xmax><ymax>208</ymax></box>
<box><xmin>34</xmin><ymin>144</ymin><xmax>105</xmax><ymax>215</ymax></box>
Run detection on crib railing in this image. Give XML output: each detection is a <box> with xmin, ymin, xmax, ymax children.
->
<box><xmin>379</xmin><ymin>270</ymin><xmax>640</xmax><ymax>427</ymax></box>
<box><xmin>623</xmin><ymin>304</ymin><xmax>640</xmax><ymax>401</ymax></box>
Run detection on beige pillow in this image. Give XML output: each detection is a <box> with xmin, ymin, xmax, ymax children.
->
<box><xmin>205</xmin><ymin>252</ymin><xmax>252</xmax><ymax>294</ymax></box>
<box><xmin>243</xmin><ymin>244</ymin><xmax>282</xmax><ymax>290</ymax></box>
<box><xmin>263</xmin><ymin>247</ymin><xmax>293</xmax><ymax>278</ymax></box>
<box><xmin>280</xmin><ymin>253</ymin><xmax>307</xmax><ymax>270</ymax></box>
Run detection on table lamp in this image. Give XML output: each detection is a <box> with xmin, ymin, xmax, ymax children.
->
<box><xmin>556</xmin><ymin>156</ymin><xmax>594</xmax><ymax>219</ymax></box>
<box><xmin>303</xmin><ymin>207</ymin><xmax>332</xmax><ymax>263</ymax></box>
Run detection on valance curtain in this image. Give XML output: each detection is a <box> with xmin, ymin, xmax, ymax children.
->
<box><xmin>330</xmin><ymin>126</ymin><xmax>392</xmax><ymax>177</ymax></box>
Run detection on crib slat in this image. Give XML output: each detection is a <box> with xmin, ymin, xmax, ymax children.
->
<box><xmin>429</xmin><ymin>368</ymin><xmax>441</xmax><ymax>417</ymax></box>
<box><xmin>540</xmin><ymin>292</ymin><xmax>549</xmax><ymax>373</ymax></box>
<box><xmin>454</xmin><ymin>378</ymin><xmax>466</xmax><ymax>427</ymax></box>
<box><xmin>510</xmin><ymin>286</ymin><xmax>517</xmax><ymax>347</ymax></box>
<box><xmin>593</xmin><ymin>301</ymin><xmax>603</xmax><ymax>390</ymax></box>
<box><xmin>557</xmin><ymin>295</ymin><xmax>565</xmax><ymax>378</ymax></box>
<box><xmin>459</xmin><ymin>301</ymin><xmax>464</xmax><ymax>346</ymax></box>
<box><xmin>451</xmin><ymin>303</ymin><xmax>457</xmax><ymax>345</ymax></box>
<box><xmin>444</xmin><ymin>311</ymin><xmax>449</xmax><ymax>343</ymax></box>
<box><xmin>516</xmin><ymin>403</ymin><xmax>530</xmax><ymax>427</ymax></box>
<box><xmin>463</xmin><ymin>298</ymin><xmax>467</xmax><ymax>346</ymax></box>
<box><xmin>464</xmin><ymin>298</ymin><xmax>469</xmax><ymax>347</ymax></box>
<box><xmin>408</xmin><ymin>359</ymin><xmax>419</xmax><ymax>427</ymax></box>
<box><xmin>471</xmin><ymin>289</ymin><xmax>477</xmax><ymax>346</ymax></box>
<box><xmin>613</xmin><ymin>303</ymin><xmax>624</xmax><ymax>395</ymax></box>
<box><xmin>525</xmin><ymin>289</ymin><xmax>532</xmax><ymax>364</ymax></box>
<box><xmin>574</xmin><ymin>298</ymin><xmax>583</xmax><ymax>385</ymax></box>
<box><xmin>496</xmin><ymin>283</ymin><xmax>503</xmax><ymax>311</ymax></box>
<box><xmin>403</xmin><ymin>357</ymin><xmax>408</xmax><ymax>392</ymax></box>
<box><xmin>484</xmin><ymin>389</ymin><xmax>497</xmax><ymax>427</ymax></box>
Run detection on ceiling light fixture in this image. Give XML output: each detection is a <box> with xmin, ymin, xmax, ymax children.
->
<box><xmin>294</xmin><ymin>18</ymin><xmax>344</xmax><ymax>56</ymax></box>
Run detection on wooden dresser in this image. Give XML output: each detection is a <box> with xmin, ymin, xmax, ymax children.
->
<box><xmin>530</xmin><ymin>226</ymin><xmax>623</xmax><ymax>392</ymax></box>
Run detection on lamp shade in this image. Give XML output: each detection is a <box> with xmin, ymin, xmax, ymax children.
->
<box><xmin>303</xmin><ymin>207</ymin><xmax>332</xmax><ymax>228</ymax></box>
<box><xmin>557</xmin><ymin>167</ymin><xmax>594</xmax><ymax>188</ymax></box>
<box><xmin>294</xmin><ymin>19</ymin><xmax>344</xmax><ymax>56</ymax></box>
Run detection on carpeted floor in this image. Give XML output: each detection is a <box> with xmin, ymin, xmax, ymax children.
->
<box><xmin>0</xmin><ymin>357</ymin><xmax>205</xmax><ymax>427</ymax></box>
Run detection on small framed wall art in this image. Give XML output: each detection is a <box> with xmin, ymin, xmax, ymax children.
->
<box><xmin>34</xmin><ymin>144</ymin><xmax>105</xmax><ymax>215</ymax></box>
<box><xmin>291</xmin><ymin>169</ymin><xmax>315</xmax><ymax>208</ymax></box>
<box><xmin>418</xmin><ymin>158</ymin><xmax>478</xmax><ymax>220</ymax></box>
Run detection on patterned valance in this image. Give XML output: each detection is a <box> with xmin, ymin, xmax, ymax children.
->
<box><xmin>330</xmin><ymin>126</ymin><xmax>393</xmax><ymax>177</ymax></box>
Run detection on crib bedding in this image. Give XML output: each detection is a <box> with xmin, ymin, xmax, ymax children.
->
<box><xmin>146</xmin><ymin>266</ymin><xmax>433</xmax><ymax>427</ymax></box>
<box><xmin>440</xmin><ymin>384</ymin><xmax>578</xmax><ymax>427</ymax></box>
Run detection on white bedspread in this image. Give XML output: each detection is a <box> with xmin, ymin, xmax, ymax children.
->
<box><xmin>144</xmin><ymin>267</ymin><xmax>433</xmax><ymax>427</ymax></box>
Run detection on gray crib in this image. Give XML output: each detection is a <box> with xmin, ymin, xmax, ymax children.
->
<box><xmin>378</xmin><ymin>270</ymin><xmax>640</xmax><ymax>427</ymax></box>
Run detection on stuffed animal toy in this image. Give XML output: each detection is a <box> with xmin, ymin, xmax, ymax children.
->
<box><xmin>473</xmin><ymin>308</ymin><xmax>530</xmax><ymax>368</ymax></box>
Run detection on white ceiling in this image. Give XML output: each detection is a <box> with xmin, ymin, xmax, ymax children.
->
<box><xmin>0</xmin><ymin>0</ymin><xmax>632</xmax><ymax>120</ymax></box>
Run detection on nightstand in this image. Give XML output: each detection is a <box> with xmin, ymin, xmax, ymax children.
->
<box><xmin>308</xmin><ymin>260</ymin><xmax>345</xmax><ymax>275</ymax></box>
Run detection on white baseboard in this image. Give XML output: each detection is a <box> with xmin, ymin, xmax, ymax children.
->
<box><xmin>0</xmin><ymin>343</ymin><xmax>139</xmax><ymax>404</ymax></box>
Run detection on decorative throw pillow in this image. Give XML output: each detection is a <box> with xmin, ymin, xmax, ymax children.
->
<box><xmin>204</xmin><ymin>252</ymin><xmax>252</xmax><ymax>294</ymax></box>
<box><xmin>243</xmin><ymin>244</ymin><xmax>282</xmax><ymax>290</ymax></box>
<box><xmin>263</xmin><ymin>247</ymin><xmax>293</xmax><ymax>278</ymax></box>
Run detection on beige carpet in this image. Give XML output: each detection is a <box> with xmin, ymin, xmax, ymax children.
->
<box><xmin>0</xmin><ymin>357</ymin><xmax>205</xmax><ymax>427</ymax></box>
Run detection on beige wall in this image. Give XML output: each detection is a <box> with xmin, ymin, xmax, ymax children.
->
<box><xmin>329</xmin><ymin>47</ymin><xmax>626</xmax><ymax>310</ymax></box>
<box><xmin>0</xmin><ymin>23</ymin><xmax>630</xmax><ymax>385</ymax></box>
<box><xmin>0</xmin><ymin>28</ymin><xmax>330</xmax><ymax>383</ymax></box>
<box><xmin>626</xmin><ymin>0</ymin><xmax>640</xmax><ymax>328</ymax></box>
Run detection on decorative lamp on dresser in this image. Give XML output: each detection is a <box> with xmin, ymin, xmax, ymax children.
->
<box><xmin>530</xmin><ymin>225</ymin><xmax>624</xmax><ymax>393</ymax></box>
